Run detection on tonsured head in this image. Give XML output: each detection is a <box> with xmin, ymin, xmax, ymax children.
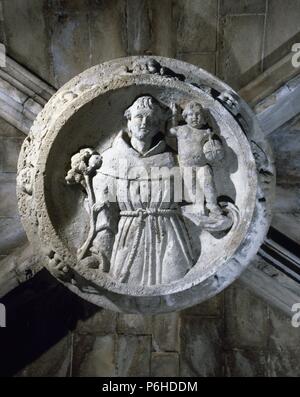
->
<box><xmin>124</xmin><ymin>96</ymin><xmax>166</xmax><ymax>140</ymax></box>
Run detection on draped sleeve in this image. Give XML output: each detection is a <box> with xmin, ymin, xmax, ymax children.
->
<box><xmin>91</xmin><ymin>170</ymin><xmax>120</xmax><ymax>262</ymax></box>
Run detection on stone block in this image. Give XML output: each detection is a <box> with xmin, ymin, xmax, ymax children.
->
<box><xmin>271</xmin><ymin>213</ymin><xmax>300</xmax><ymax>245</ymax></box>
<box><xmin>17</xmin><ymin>334</ymin><xmax>72</xmax><ymax>377</ymax></box>
<box><xmin>268</xmin><ymin>348</ymin><xmax>300</xmax><ymax>377</ymax></box>
<box><xmin>49</xmin><ymin>0</ymin><xmax>90</xmax><ymax>13</ymax></box>
<box><xmin>116</xmin><ymin>335</ymin><xmax>151</xmax><ymax>376</ymax></box>
<box><xmin>218</xmin><ymin>15</ymin><xmax>264</xmax><ymax>89</ymax></box>
<box><xmin>269</xmin><ymin>124</ymin><xmax>300</xmax><ymax>184</ymax></box>
<box><xmin>0</xmin><ymin>173</ymin><xmax>18</xmax><ymax>217</ymax></box>
<box><xmin>274</xmin><ymin>185</ymin><xmax>300</xmax><ymax>214</ymax></box>
<box><xmin>0</xmin><ymin>217</ymin><xmax>26</xmax><ymax>255</ymax></box>
<box><xmin>0</xmin><ymin>137</ymin><xmax>24</xmax><ymax>172</ymax></box>
<box><xmin>224</xmin><ymin>282</ymin><xmax>268</xmax><ymax>348</ymax></box>
<box><xmin>268</xmin><ymin>306</ymin><xmax>300</xmax><ymax>351</ymax></box>
<box><xmin>2</xmin><ymin>0</ymin><xmax>53</xmax><ymax>85</ymax></box>
<box><xmin>50</xmin><ymin>10</ymin><xmax>91</xmax><ymax>86</ymax></box>
<box><xmin>177</xmin><ymin>53</ymin><xmax>216</xmax><ymax>74</ymax></box>
<box><xmin>180</xmin><ymin>316</ymin><xmax>223</xmax><ymax>376</ymax></box>
<box><xmin>152</xmin><ymin>313</ymin><xmax>179</xmax><ymax>352</ymax></box>
<box><xmin>182</xmin><ymin>291</ymin><xmax>224</xmax><ymax>317</ymax></box>
<box><xmin>117</xmin><ymin>313</ymin><xmax>152</xmax><ymax>335</ymax></box>
<box><xmin>72</xmin><ymin>333</ymin><xmax>116</xmax><ymax>377</ymax></box>
<box><xmin>151</xmin><ymin>352</ymin><xmax>179</xmax><ymax>377</ymax></box>
<box><xmin>127</xmin><ymin>0</ymin><xmax>151</xmax><ymax>55</ymax></box>
<box><xmin>220</xmin><ymin>0</ymin><xmax>266</xmax><ymax>16</ymax></box>
<box><xmin>150</xmin><ymin>0</ymin><xmax>176</xmax><ymax>57</ymax></box>
<box><xmin>76</xmin><ymin>306</ymin><xmax>117</xmax><ymax>335</ymax></box>
<box><xmin>89</xmin><ymin>0</ymin><xmax>127</xmax><ymax>64</ymax></box>
<box><xmin>224</xmin><ymin>348</ymin><xmax>267</xmax><ymax>377</ymax></box>
<box><xmin>264</xmin><ymin>0</ymin><xmax>300</xmax><ymax>70</ymax></box>
<box><xmin>176</xmin><ymin>0</ymin><xmax>218</xmax><ymax>53</ymax></box>
<box><xmin>0</xmin><ymin>117</ymin><xmax>23</xmax><ymax>138</ymax></box>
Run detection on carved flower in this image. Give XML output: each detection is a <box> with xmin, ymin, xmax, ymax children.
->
<box><xmin>65</xmin><ymin>148</ymin><xmax>101</xmax><ymax>187</ymax></box>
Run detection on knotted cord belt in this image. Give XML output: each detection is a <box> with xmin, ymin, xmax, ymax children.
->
<box><xmin>119</xmin><ymin>208</ymin><xmax>178</xmax><ymax>282</ymax></box>
<box><xmin>120</xmin><ymin>208</ymin><xmax>178</xmax><ymax>217</ymax></box>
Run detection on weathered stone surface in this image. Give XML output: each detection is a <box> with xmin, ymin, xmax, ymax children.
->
<box><xmin>224</xmin><ymin>348</ymin><xmax>267</xmax><ymax>377</ymax></box>
<box><xmin>0</xmin><ymin>217</ymin><xmax>26</xmax><ymax>255</ymax></box>
<box><xmin>0</xmin><ymin>173</ymin><xmax>18</xmax><ymax>216</ymax></box>
<box><xmin>49</xmin><ymin>9</ymin><xmax>91</xmax><ymax>87</ymax></box>
<box><xmin>270</xmin><ymin>180</ymin><xmax>300</xmax><ymax>245</ymax></box>
<box><xmin>127</xmin><ymin>0</ymin><xmax>151</xmax><ymax>55</ymax></box>
<box><xmin>0</xmin><ymin>243</ymin><xmax>41</xmax><ymax>298</ymax></box>
<box><xmin>0</xmin><ymin>137</ymin><xmax>24</xmax><ymax>172</ymax></box>
<box><xmin>72</xmin><ymin>334</ymin><xmax>116</xmax><ymax>377</ymax></box>
<box><xmin>89</xmin><ymin>0</ymin><xmax>127</xmax><ymax>65</ymax></box>
<box><xmin>239</xmin><ymin>53</ymin><xmax>299</xmax><ymax>107</ymax></box>
<box><xmin>17</xmin><ymin>334</ymin><xmax>71</xmax><ymax>377</ymax></box>
<box><xmin>117</xmin><ymin>314</ymin><xmax>152</xmax><ymax>335</ymax></box>
<box><xmin>151</xmin><ymin>352</ymin><xmax>179</xmax><ymax>377</ymax></box>
<box><xmin>152</xmin><ymin>313</ymin><xmax>179</xmax><ymax>352</ymax></box>
<box><xmin>224</xmin><ymin>282</ymin><xmax>268</xmax><ymax>348</ymax></box>
<box><xmin>17</xmin><ymin>56</ymin><xmax>274</xmax><ymax>313</ymax></box>
<box><xmin>182</xmin><ymin>292</ymin><xmax>224</xmax><ymax>317</ymax></box>
<box><xmin>269</xmin><ymin>307</ymin><xmax>300</xmax><ymax>351</ymax></box>
<box><xmin>271</xmin><ymin>213</ymin><xmax>300</xmax><ymax>245</ymax></box>
<box><xmin>76</xmin><ymin>308</ymin><xmax>117</xmax><ymax>336</ymax></box>
<box><xmin>0</xmin><ymin>0</ymin><xmax>299</xmax><ymax>379</ymax></box>
<box><xmin>255</xmin><ymin>75</ymin><xmax>300</xmax><ymax>136</ymax></box>
<box><xmin>269</xmin><ymin>123</ymin><xmax>300</xmax><ymax>184</ymax></box>
<box><xmin>264</xmin><ymin>0</ymin><xmax>300</xmax><ymax>70</ymax></box>
<box><xmin>267</xmin><ymin>308</ymin><xmax>300</xmax><ymax>376</ymax></box>
<box><xmin>240</xmin><ymin>257</ymin><xmax>300</xmax><ymax>317</ymax></box>
<box><xmin>2</xmin><ymin>0</ymin><xmax>53</xmax><ymax>85</ymax></box>
<box><xmin>176</xmin><ymin>0</ymin><xmax>218</xmax><ymax>53</ymax></box>
<box><xmin>274</xmin><ymin>185</ymin><xmax>300</xmax><ymax>215</ymax></box>
<box><xmin>150</xmin><ymin>0</ymin><xmax>176</xmax><ymax>57</ymax></box>
<box><xmin>116</xmin><ymin>335</ymin><xmax>151</xmax><ymax>376</ymax></box>
<box><xmin>220</xmin><ymin>0</ymin><xmax>266</xmax><ymax>16</ymax></box>
<box><xmin>180</xmin><ymin>316</ymin><xmax>223</xmax><ymax>376</ymax></box>
<box><xmin>0</xmin><ymin>117</ymin><xmax>23</xmax><ymax>138</ymax></box>
<box><xmin>268</xmin><ymin>349</ymin><xmax>300</xmax><ymax>377</ymax></box>
<box><xmin>219</xmin><ymin>15</ymin><xmax>264</xmax><ymax>89</ymax></box>
<box><xmin>177</xmin><ymin>53</ymin><xmax>216</xmax><ymax>74</ymax></box>
<box><xmin>0</xmin><ymin>57</ymin><xmax>55</xmax><ymax>134</ymax></box>
<box><xmin>126</xmin><ymin>0</ymin><xmax>177</xmax><ymax>57</ymax></box>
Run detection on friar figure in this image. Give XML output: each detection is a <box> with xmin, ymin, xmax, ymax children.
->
<box><xmin>90</xmin><ymin>95</ymin><xmax>195</xmax><ymax>286</ymax></box>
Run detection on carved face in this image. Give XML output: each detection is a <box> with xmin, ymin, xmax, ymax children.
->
<box><xmin>128</xmin><ymin>108</ymin><xmax>160</xmax><ymax>140</ymax></box>
<box><xmin>184</xmin><ymin>109</ymin><xmax>204</xmax><ymax>129</ymax></box>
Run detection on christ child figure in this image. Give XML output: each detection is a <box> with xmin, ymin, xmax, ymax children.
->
<box><xmin>168</xmin><ymin>101</ymin><xmax>224</xmax><ymax>217</ymax></box>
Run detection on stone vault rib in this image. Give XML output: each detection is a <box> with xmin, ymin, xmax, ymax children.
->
<box><xmin>0</xmin><ymin>55</ymin><xmax>55</xmax><ymax>134</ymax></box>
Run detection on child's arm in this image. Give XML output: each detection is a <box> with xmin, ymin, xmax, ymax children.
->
<box><xmin>167</xmin><ymin>126</ymin><xmax>179</xmax><ymax>137</ymax></box>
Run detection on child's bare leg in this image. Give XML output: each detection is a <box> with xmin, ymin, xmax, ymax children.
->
<box><xmin>203</xmin><ymin>164</ymin><xmax>222</xmax><ymax>216</ymax></box>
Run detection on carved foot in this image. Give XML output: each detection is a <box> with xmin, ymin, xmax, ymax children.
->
<box><xmin>78</xmin><ymin>248</ymin><xmax>110</xmax><ymax>274</ymax></box>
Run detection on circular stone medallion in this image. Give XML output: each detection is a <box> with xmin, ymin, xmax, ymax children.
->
<box><xmin>17</xmin><ymin>56</ymin><xmax>275</xmax><ymax>313</ymax></box>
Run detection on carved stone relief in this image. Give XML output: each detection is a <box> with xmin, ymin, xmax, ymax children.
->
<box><xmin>17</xmin><ymin>57</ymin><xmax>275</xmax><ymax>313</ymax></box>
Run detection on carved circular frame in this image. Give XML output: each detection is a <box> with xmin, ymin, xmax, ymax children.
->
<box><xmin>17</xmin><ymin>56</ymin><xmax>275</xmax><ymax>313</ymax></box>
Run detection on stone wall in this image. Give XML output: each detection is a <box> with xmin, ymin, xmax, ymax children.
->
<box><xmin>0</xmin><ymin>117</ymin><xmax>26</xmax><ymax>260</ymax></box>
<box><xmin>1</xmin><ymin>0</ymin><xmax>300</xmax><ymax>90</ymax></box>
<box><xmin>1</xmin><ymin>275</ymin><xmax>299</xmax><ymax>377</ymax></box>
<box><xmin>269</xmin><ymin>116</ymin><xmax>300</xmax><ymax>244</ymax></box>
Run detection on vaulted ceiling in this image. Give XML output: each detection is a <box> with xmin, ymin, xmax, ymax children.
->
<box><xmin>0</xmin><ymin>0</ymin><xmax>299</xmax><ymax>315</ymax></box>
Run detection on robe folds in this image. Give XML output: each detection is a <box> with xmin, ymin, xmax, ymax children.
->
<box><xmin>92</xmin><ymin>131</ymin><xmax>194</xmax><ymax>286</ymax></box>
